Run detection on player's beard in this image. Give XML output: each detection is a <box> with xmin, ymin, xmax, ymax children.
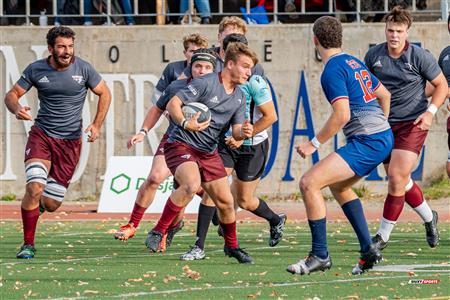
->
<box><xmin>52</xmin><ymin>51</ymin><xmax>73</xmax><ymax>68</ymax></box>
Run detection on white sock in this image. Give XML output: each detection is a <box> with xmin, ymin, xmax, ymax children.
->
<box><xmin>413</xmin><ymin>201</ymin><xmax>433</xmax><ymax>223</ymax></box>
<box><xmin>405</xmin><ymin>178</ymin><xmax>414</xmax><ymax>192</ymax></box>
<box><xmin>377</xmin><ymin>217</ymin><xmax>396</xmax><ymax>242</ymax></box>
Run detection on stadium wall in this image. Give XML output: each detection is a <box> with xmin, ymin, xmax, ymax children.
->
<box><xmin>1</xmin><ymin>23</ymin><xmax>448</xmax><ymax>200</ymax></box>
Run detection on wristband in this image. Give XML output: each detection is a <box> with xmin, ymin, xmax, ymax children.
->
<box><xmin>181</xmin><ymin>118</ymin><xmax>187</xmax><ymax>129</ymax></box>
<box><xmin>139</xmin><ymin>128</ymin><xmax>148</xmax><ymax>136</ymax></box>
<box><xmin>426</xmin><ymin>104</ymin><xmax>438</xmax><ymax>115</ymax></box>
<box><xmin>311</xmin><ymin>136</ymin><xmax>321</xmax><ymax>149</ymax></box>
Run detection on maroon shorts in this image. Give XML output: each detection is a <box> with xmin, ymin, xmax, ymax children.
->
<box><xmin>155</xmin><ymin>134</ymin><xmax>169</xmax><ymax>156</ymax></box>
<box><xmin>383</xmin><ymin>120</ymin><xmax>428</xmax><ymax>164</ymax></box>
<box><xmin>24</xmin><ymin>125</ymin><xmax>82</xmax><ymax>188</ymax></box>
<box><xmin>164</xmin><ymin>141</ymin><xmax>227</xmax><ymax>182</ymax></box>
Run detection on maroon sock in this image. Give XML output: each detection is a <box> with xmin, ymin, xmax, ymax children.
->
<box><xmin>21</xmin><ymin>207</ymin><xmax>40</xmax><ymax>245</ymax></box>
<box><xmin>220</xmin><ymin>221</ymin><xmax>238</xmax><ymax>249</ymax></box>
<box><xmin>382</xmin><ymin>194</ymin><xmax>405</xmax><ymax>221</ymax></box>
<box><xmin>153</xmin><ymin>198</ymin><xmax>183</xmax><ymax>234</ymax></box>
<box><xmin>405</xmin><ymin>182</ymin><xmax>424</xmax><ymax>208</ymax></box>
<box><xmin>196</xmin><ymin>189</ymin><xmax>205</xmax><ymax>198</ymax></box>
<box><xmin>129</xmin><ymin>203</ymin><xmax>147</xmax><ymax>228</ymax></box>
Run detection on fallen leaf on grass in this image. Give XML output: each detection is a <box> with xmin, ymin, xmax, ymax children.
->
<box><xmin>128</xmin><ymin>278</ymin><xmax>143</xmax><ymax>282</ymax></box>
<box><xmin>163</xmin><ymin>275</ymin><xmax>177</xmax><ymax>284</ymax></box>
<box><xmin>337</xmin><ymin>240</ymin><xmax>347</xmax><ymax>244</ymax></box>
<box><xmin>83</xmin><ymin>290</ymin><xmax>99</xmax><ymax>294</ymax></box>
<box><xmin>406</xmin><ymin>252</ymin><xmax>417</xmax><ymax>256</ymax></box>
<box><xmin>378</xmin><ymin>296</ymin><xmax>388</xmax><ymax>300</ymax></box>
<box><xmin>78</xmin><ymin>281</ymin><xmax>89</xmax><ymax>286</ymax></box>
<box><xmin>408</xmin><ymin>272</ymin><xmax>416</xmax><ymax>277</ymax></box>
<box><xmin>143</xmin><ymin>272</ymin><xmax>157</xmax><ymax>278</ymax></box>
<box><xmin>247</xmin><ymin>291</ymin><xmax>261</xmax><ymax>298</ymax></box>
<box><xmin>270</xmin><ymin>290</ymin><xmax>278</xmax><ymax>297</ymax></box>
<box><xmin>259</xmin><ymin>271</ymin><xmax>267</xmax><ymax>276</ymax></box>
<box><xmin>344</xmin><ymin>295</ymin><xmax>359</xmax><ymax>299</ymax></box>
<box><xmin>223</xmin><ymin>271</ymin><xmax>229</xmax><ymax>275</ymax></box>
<box><xmin>183</xmin><ymin>265</ymin><xmax>201</xmax><ymax>280</ymax></box>
<box><xmin>107</xmin><ymin>229</ymin><xmax>117</xmax><ymax>234</ymax></box>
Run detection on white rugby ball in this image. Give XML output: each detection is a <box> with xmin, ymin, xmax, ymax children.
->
<box><xmin>182</xmin><ymin>102</ymin><xmax>211</xmax><ymax>123</ymax></box>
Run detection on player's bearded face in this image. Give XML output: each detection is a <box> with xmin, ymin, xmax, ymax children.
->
<box><xmin>230</xmin><ymin>55</ymin><xmax>253</xmax><ymax>84</ymax></box>
<box><xmin>50</xmin><ymin>37</ymin><xmax>74</xmax><ymax>68</ymax></box>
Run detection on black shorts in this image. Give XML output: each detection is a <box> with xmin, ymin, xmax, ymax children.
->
<box><xmin>218</xmin><ymin>139</ymin><xmax>269</xmax><ymax>182</ymax></box>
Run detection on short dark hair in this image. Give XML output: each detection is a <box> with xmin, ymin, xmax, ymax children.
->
<box><xmin>224</xmin><ymin>42</ymin><xmax>258</xmax><ymax>66</ymax></box>
<box><xmin>383</xmin><ymin>6</ymin><xmax>412</xmax><ymax>29</ymax></box>
<box><xmin>313</xmin><ymin>16</ymin><xmax>342</xmax><ymax>49</ymax></box>
<box><xmin>46</xmin><ymin>26</ymin><xmax>76</xmax><ymax>47</ymax></box>
<box><xmin>223</xmin><ymin>33</ymin><xmax>248</xmax><ymax>52</ymax></box>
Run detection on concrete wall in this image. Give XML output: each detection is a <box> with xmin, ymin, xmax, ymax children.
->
<box><xmin>1</xmin><ymin>23</ymin><xmax>449</xmax><ymax>200</ymax></box>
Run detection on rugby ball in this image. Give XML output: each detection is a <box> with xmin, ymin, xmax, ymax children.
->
<box><xmin>182</xmin><ymin>102</ymin><xmax>211</xmax><ymax>123</ymax></box>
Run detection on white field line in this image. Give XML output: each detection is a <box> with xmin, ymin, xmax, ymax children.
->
<box><xmin>35</xmin><ymin>274</ymin><xmax>419</xmax><ymax>300</ymax></box>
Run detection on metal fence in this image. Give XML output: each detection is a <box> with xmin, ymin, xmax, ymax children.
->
<box><xmin>1</xmin><ymin>0</ymin><xmax>448</xmax><ymax>26</ymax></box>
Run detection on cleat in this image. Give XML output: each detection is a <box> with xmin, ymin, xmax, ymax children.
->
<box><xmin>16</xmin><ymin>244</ymin><xmax>36</xmax><ymax>259</ymax></box>
<box><xmin>269</xmin><ymin>213</ymin><xmax>287</xmax><ymax>247</ymax></box>
<box><xmin>287</xmin><ymin>253</ymin><xmax>332</xmax><ymax>275</ymax></box>
<box><xmin>424</xmin><ymin>210</ymin><xmax>439</xmax><ymax>248</ymax></box>
<box><xmin>180</xmin><ymin>245</ymin><xmax>206</xmax><ymax>261</ymax></box>
<box><xmin>352</xmin><ymin>244</ymin><xmax>382</xmax><ymax>275</ymax></box>
<box><xmin>157</xmin><ymin>234</ymin><xmax>167</xmax><ymax>252</ymax></box>
<box><xmin>371</xmin><ymin>234</ymin><xmax>388</xmax><ymax>251</ymax></box>
<box><xmin>114</xmin><ymin>223</ymin><xmax>136</xmax><ymax>241</ymax></box>
<box><xmin>224</xmin><ymin>247</ymin><xmax>254</xmax><ymax>264</ymax></box>
<box><xmin>166</xmin><ymin>220</ymin><xmax>184</xmax><ymax>247</ymax></box>
<box><xmin>145</xmin><ymin>230</ymin><xmax>164</xmax><ymax>252</ymax></box>
<box><xmin>217</xmin><ymin>224</ymin><xmax>224</xmax><ymax>237</ymax></box>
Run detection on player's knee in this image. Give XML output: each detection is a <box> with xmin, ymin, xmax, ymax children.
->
<box><xmin>25</xmin><ymin>182</ymin><xmax>45</xmax><ymax>200</ymax></box>
<box><xmin>237</xmin><ymin>196</ymin><xmax>255</xmax><ymax>211</ymax></box>
<box><xmin>42</xmin><ymin>198</ymin><xmax>62</xmax><ymax>212</ymax></box>
<box><xmin>388</xmin><ymin>173</ymin><xmax>408</xmax><ymax>188</ymax></box>
<box><xmin>42</xmin><ymin>178</ymin><xmax>67</xmax><ymax>203</ymax></box>
<box><xmin>146</xmin><ymin>173</ymin><xmax>166</xmax><ymax>189</ymax></box>
<box><xmin>179</xmin><ymin>181</ymin><xmax>201</xmax><ymax>198</ymax></box>
<box><xmin>25</xmin><ymin>161</ymin><xmax>48</xmax><ymax>186</ymax></box>
<box><xmin>299</xmin><ymin>175</ymin><xmax>316</xmax><ymax>194</ymax></box>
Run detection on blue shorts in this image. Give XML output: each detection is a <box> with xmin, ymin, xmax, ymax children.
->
<box><xmin>336</xmin><ymin>129</ymin><xmax>394</xmax><ymax>177</ymax></box>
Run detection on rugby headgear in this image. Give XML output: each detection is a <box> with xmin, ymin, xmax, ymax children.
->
<box><xmin>190</xmin><ymin>48</ymin><xmax>217</xmax><ymax>71</ymax></box>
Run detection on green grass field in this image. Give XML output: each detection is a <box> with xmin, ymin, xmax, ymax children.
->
<box><xmin>1</xmin><ymin>220</ymin><xmax>448</xmax><ymax>299</ymax></box>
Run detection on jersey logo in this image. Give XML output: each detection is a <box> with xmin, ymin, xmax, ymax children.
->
<box><xmin>345</xmin><ymin>59</ymin><xmax>361</xmax><ymax>70</ymax></box>
<box><xmin>404</xmin><ymin>63</ymin><xmax>413</xmax><ymax>71</ymax></box>
<box><xmin>209</xmin><ymin>96</ymin><xmax>219</xmax><ymax>103</ymax></box>
<box><xmin>25</xmin><ymin>148</ymin><xmax>31</xmax><ymax>156</ymax></box>
<box><xmin>72</xmin><ymin>75</ymin><xmax>84</xmax><ymax>84</ymax></box>
<box><xmin>38</xmin><ymin>76</ymin><xmax>49</xmax><ymax>83</ymax></box>
<box><xmin>180</xmin><ymin>154</ymin><xmax>191</xmax><ymax>159</ymax></box>
<box><xmin>187</xmin><ymin>84</ymin><xmax>198</xmax><ymax>96</ymax></box>
<box><xmin>237</xmin><ymin>98</ymin><xmax>242</xmax><ymax>104</ymax></box>
<box><xmin>444</xmin><ymin>55</ymin><xmax>449</xmax><ymax>61</ymax></box>
<box><xmin>373</xmin><ymin>60</ymin><xmax>383</xmax><ymax>68</ymax></box>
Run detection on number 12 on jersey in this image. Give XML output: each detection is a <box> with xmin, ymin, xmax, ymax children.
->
<box><xmin>355</xmin><ymin>70</ymin><xmax>376</xmax><ymax>103</ymax></box>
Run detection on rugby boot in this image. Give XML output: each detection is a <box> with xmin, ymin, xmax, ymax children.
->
<box><xmin>286</xmin><ymin>253</ymin><xmax>332</xmax><ymax>275</ymax></box>
<box><xmin>145</xmin><ymin>230</ymin><xmax>164</xmax><ymax>252</ymax></box>
<box><xmin>352</xmin><ymin>244</ymin><xmax>383</xmax><ymax>275</ymax></box>
<box><xmin>424</xmin><ymin>210</ymin><xmax>439</xmax><ymax>248</ymax></box>
<box><xmin>114</xmin><ymin>223</ymin><xmax>137</xmax><ymax>241</ymax></box>
<box><xmin>16</xmin><ymin>244</ymin><xmax>36</xmax><ymax>259</ymax></box>
<box><xmin>269</xmin><ymin>213</ymin><xmax>287</xmax><ymax>247</ymax></box>
<box><xmin>371</xmin><ymin>234</ymin><xmax>388</xmax><ymax>251</ymax></box>
<box><xmin>166</xmin><ymin>220</ymin><xmax>184</xmax><ymax>247</ymax></box>
<box><xmin>224</xmin><ymin>247</ymin><xmax>254</xmax><ymax>264</ymax></box>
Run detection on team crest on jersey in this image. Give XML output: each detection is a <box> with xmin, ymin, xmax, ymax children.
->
<box><xmin>373</xmin><ymin>60</ymin><xmax>383</xmax><ymax>68</ymax></box>
<box><xmin>72</xmin><ymin>75</ymin><xmax>84</xmax><ymax>84</ymax></box>
<box><xmin>187</xmin><ymin>84</ymin><xmax>198</xmax><ymax>96</ymax></box>
<box><xmin>345</xmin><ymin>59</ymin><xmax>361</xmax><ymax>70</ymax></box>
<box><xmin>181</xmin><ymin>154</ymin><xmax>191</xmax><ymax>159</ymax></box>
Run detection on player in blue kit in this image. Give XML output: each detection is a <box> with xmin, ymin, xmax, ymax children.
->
<box><xmin>286</xmin><ymin>16</ymin><xmax>393</xmax><ymax>275</ymax></box>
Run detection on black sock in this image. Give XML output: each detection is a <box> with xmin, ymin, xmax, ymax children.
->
<box><xmin>251</xmin><ymin>199</ymin><xmax>280</xmax><ymax>226</ymax></box>
<box><xmin>211</xmin><ymin>208</ymin><xmax>219</xmax><ymax>226</ymax></box>
<box><xmin>195</xmin><ymin>204</ymin><xmax>216</xmax><ymax>250</ymax></box>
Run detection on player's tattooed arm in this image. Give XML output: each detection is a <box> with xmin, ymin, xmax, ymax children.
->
<box><xmin>4</xmin><ymin>84</ymin><xmax>32</xmax><ymax>121</ymax></box>
<box><xmin>85</xmin><ymin>80</ymin><xmax>111</xmax><ymax>142</ymax></box>
<box><xmin>374</xmin><ymin>83</ymin><xmax>391</xmax><ymax>118</ymax></box>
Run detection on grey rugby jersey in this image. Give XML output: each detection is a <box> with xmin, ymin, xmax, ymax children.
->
<box><xmin>364</xmin><ymin>42</ymin><xmax>441</xmax><ymax>123</ymax></box>
<box><xmin>17</xmin><ymin>56</ymin><xmax>102</xmax><ymax>139</ymax></box>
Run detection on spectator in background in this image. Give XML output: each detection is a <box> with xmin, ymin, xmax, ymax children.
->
<box><xmin>119</xmin><ymin>0</ymin><xmax>135</xmax><ymax>25</ymax></box>
<box><xmin>180</xmin><ymin>0</ymin><xmax>211</xmax><ymax>24</ymax></box>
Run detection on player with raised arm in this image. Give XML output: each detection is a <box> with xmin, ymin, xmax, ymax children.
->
<box><xmin>286</xmin><ymin>16</ymin><xmax>393</xmax><ymax>275</ymax></box>
<box><xmin>4</xmin><ymin>26</ymin><xmax>111</xmax><ymax>259</ymax></box>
